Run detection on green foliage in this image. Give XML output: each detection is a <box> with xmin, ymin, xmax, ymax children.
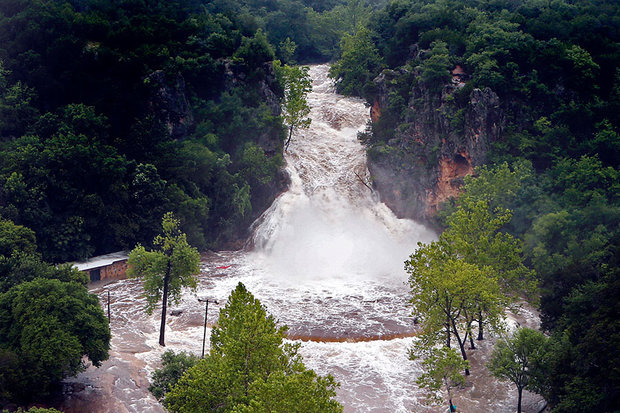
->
<box><xmin>346</xmin><ymin>1</ymin><xmax>619</xmax><ymax>411</ymax></box>
<box><xmin>531</xmin><ymin>263</ymin><xmax>620</xmax><ymax>412</ymax></box>
<box><xmin>278</xmin><ymin>37</ymin><xmax>298</xmax><ymax>64</ymax></box>
<box><xmin>0</xmin><ymin>218</ymin><xmax>87</xmax><ymax>294</ymax></box>
<box><xmin>0</xmin><ymin>0</ymin><xmax>294</xmax><ymax>260</ymax></box>
<box><xmin>329</xmin><ymin>26</ymin><xmax>384</xmax><ymax>99</ymax></box>
<box><xmin>0</xmin><ymin>278</ymin><xmax>110</xmax><ymax>402</ymax></box>
<box><xmin>150</xmin><ymin>350</ymin><xmax>199</xmax><ymax>401</ymax></box>
<box><xmin>0</xmin><ymin>219</ymin><xmax>36</xmax><ymax>257</ymax></box>
<box><xmin>414</xmin><ymin>346</ymin><xmax>469</xmax><ymax>408</ymax></box>
<box><xmin>164</xmin><ymin>282</ymin><xmax>341</xmax><ymax>413</ymax></box>
<box><xmin>443</xmin><ymin>199</ymin><xmax>536</xmax><ymax>297</ymax></box>
<box><xmin>231</xmin><ymin>370</ymin><xmax>342</xmax><ymax>413</ymax></box>
<box><xmin>488</xmin><ymin>328</ymin><xmax>548</xmax><ymax>413</ymax></box>
<box><xmin>0</xmin><ymin>104</ymin><xmax>131</xmax><ymax>262</ymax></box>
<box><xmin>419</xmin><ymin>40</ymin><xmax>451</xmax><ymax>92</ymax></box>
<box><xmin>448</xmin><ymin>153</ymin><xmax>619</xmax><ymax>411</ymax></box>
<box><xmin>363</xmin><ymin>0</ymin><xmax>620</xmax><ymax>169</ymax></box>
<box><xmin>234</xmin><ymin>30</ymin><xmax>275</xmax><ymax>76</ymax></box>
<box><xmin>0</xmin><ymin>60</ymin><xmax>38</xmax><ymax>139</ymax></box>
<box><xmin>128</xmin><ymin>212</ymin><xmax>200</xmax><ymax>345</ymax></box>
<box><xmin>407</xmin><ymin>243</ymin><xmax>501</xmax><ymax>372</ymax></box>
<box><xmin>407</xmin><ymin>197</ymin><xmax>535</xmax><ymax>374</ymax></box>
<box><xmin>274</xmin><ymin>62</ymin><xmax>312</xmax><ymax>148</ymax></box>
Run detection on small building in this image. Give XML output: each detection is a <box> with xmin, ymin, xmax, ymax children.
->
<box><xmin>451</xmin><ymin>65</ymin><xmax>467</xmax><ymax>85</ymax></box>
<box><xmin>73</xmin><ymin>251</ymin><xmax>129</xmax><ymax>283</ymax></box>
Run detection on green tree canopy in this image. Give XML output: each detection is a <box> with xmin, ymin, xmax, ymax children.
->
<box><xmin>0</xmin><ymin>278</ymin><xmax>110</xmax><ymax>402</ymax></box>
<box><xmin>164</xmin><ymin>282</ymin><xmax>342</xmax><ymax>413</ymax></box>
<box><xmin>419</xmin><ymin>40</ymin><xmax>451</xmax><ymax>93</ymax></box>
<box><xmin>149</xmin><ymin>350</ymin><xmax>199</xmax><ymax>401</ymax></box>
<box><xmin>274</xmin><ymin>62</ymin><xmax>312</xmax><ymax>149</ymax></box>
<box><xmin>414</xmin><ymin>346</ymin><xmax>469</xmax><ymax>411</ymax></box>
<box><xmin>128</xmin><ymin>212</ymin><xmax>201</xmax><ymax>346</ymax></box>
<box><xmin>0</xmin><ymin>218</ymin><xmax>36</xmax><ymax>257</ymax></box>
<box><xmin>0</xmin><ymin>218</ymin><xmax>87</xmax><ymax>294</ymax></box>
<box><xmin>231</xmin><ymin>370</ymin><xmax>342</xmax><ymax>413</ymax></box>
<box><xmin>488</xmin><ymin>328</ymin><xmax>547</xmax><ymax>413</ymax></box>
<box><xmin>407</xmin><ymin>244</ymin><xmax>501</xmax><ymax>375</ymax></box>
<box><xmin>329</xmin><ymin>26</ymin><xmax>384</xmax><ymax>99</ymax></box>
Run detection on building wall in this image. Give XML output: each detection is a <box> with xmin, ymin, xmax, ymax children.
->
<box><xmin>88</xmin><ymin>259</ymin><xmax>128</xmax><ymax>282</ymax></box>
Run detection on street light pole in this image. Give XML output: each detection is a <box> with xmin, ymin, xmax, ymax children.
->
<box><xmin>198</xmin><ymin>298</ymin><xmax>217</xmax><ymax>358</ymax></box>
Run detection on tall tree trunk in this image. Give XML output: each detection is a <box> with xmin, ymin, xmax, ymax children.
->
<box><xmin>517</xmin><ymin>386</ymin><xmax>523</xmax><ymax>413</ymax></box>
<box><xmin>464</xmin><ymin>309</ymin><xmax>475</xmax><ymax>349</ymax></box>
<box><xmin>451</xmin><ymin>318</ymin><xmax>470</xmax><ymax>376</ymax></box>
<box><xmin>285</xmin><ymin>125</ymin><xmax>294</xmax><ymax>149</ymax></box>
<box><xmin>159</xmin><ymin>261</ymin><xmax>171</xmax><ymax>346</ymax></box>
<box><xmin>446</xmin><ymin>298</ymin><xmax>451</xmax><ymax>348</ymax></box>
<box><xmin>477</xmin><ymin>310</ymin><xmax>484</xmax><ymax>340</ymax></box>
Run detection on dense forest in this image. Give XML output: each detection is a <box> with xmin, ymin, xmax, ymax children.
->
<box><xmin>0</xmin><ymin>0</ymin><xmax>618</xmax><ymax>411</ymax></box>
<box><xmin>0</xmin><ymin>0</ymin><xmax>360</xmax><ymax>263</ymax></box>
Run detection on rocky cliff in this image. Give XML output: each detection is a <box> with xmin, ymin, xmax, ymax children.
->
<box><xmin>145</xmin><ymin>70</ymin><xmax>194</xmax><ymax>140</ymax></box>
<box><xmin>366</xmin><ymin>67</ymin><xmax>503</xmax><ymax>223</ymax></box>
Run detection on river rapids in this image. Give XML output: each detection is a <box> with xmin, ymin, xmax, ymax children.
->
<box><xmin>67</xmin><ymin>64</ymin><xmax>542</xmax><ymax>413</ymax></box>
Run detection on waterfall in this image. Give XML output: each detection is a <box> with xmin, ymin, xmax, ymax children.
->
<box><xmin>251</xmin><ymin>64</ymin><xmax>434</xmax><ymax>284</ymax></box>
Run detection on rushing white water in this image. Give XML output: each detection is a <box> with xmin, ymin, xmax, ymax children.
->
<box><xmin>71</xmin><ymin>64</ymin><xmax>546</xmax><ymax>413</ymax></box>
<box><xmin>202</xmin><ymin>64</ymin><xmax>436</xmax><ymax>411</ymax></box>
<box><xmin>79</xmin><ymin>64</ymin><xmax>439</xmax><ymax>413</ymax></box>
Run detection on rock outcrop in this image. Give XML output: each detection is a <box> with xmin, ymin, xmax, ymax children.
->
<box><xmin>367</xmin><ymin>68</ymin><xmax>503</xmax><ymax>222</ymax></box>
<box><xmin>145</xmin><ymin>70</ymin><xmax>194</xmax><ymax>140</ymax></box>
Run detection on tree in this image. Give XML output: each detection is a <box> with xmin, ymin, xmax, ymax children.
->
<box><xmin>328</xmin><ymin>26</ymin><xmax>383</xmax><ymax>99</ymax></box>
<box><xmin>0</xmin><ymin>278</ymin><xmax>110</xmax><ymax>402</ymax></box>
<box><xmin>530</xmin><ymin>264</ymin><xmax>620</xmax><ymax>412</ymax></box>
<box><xmin>278</xmin><ymin>37</ymin><xmax>297</xmax><ymax>64</ymax></box>
<box><xmin>407</xmin><ymin>245</ymin><xmax>500</xmax><ymax>375</ymax></box>
<box><xmin>127</xmin><ymin>212</ymin><xmax>200</xmax><ymax>346</ymax></box>
<box><xmin>275</xmin><ymin>62</ymin><xmax>312</xmax><ymax>150</ymax></box>
<box><xmin>0</xmin><ymin>218</ymin><xmax>87</xmax><ymax>295</ymax></box>
<box><xmin>442</xmin><ymin>199</ymin><xmax>535</xmax><ymax>341</ymax></box>
<box><xmin>234</xmin><ymin>30</ymin><xmax>275</xmax><ymax>75</ymax></box>
<box><xmin>231</xmin><ymin>370</ymin><xmax>342</xmax><ymax>413</ymax></box>
<box><xmin>164</xmin><ymin>282</ymin><xmax>341</xmax><ymax>413</ymax></box>
<box><xmin>0</xmin><ymin>60</ymin><xmax>38</xmax><ymax>139</ymax></box>
<box><xmin>488</xmin><ymin>327</ymin><xmax>547</xmax><ymax>413</ymax></box>
<box><xmin>414</xmin><ymin>346</ymin><xmax>469</xmax><ymax>412</ymax></box>
<box><xmin>0</xmin><ymin>218</ymin><xmax>37</xmax><ymax>257</ymax></box>
<box><xmin>149</xmin><ymin>350</ymin><xmax>199</xmax><ymax>401</ymax></box>
<box><xmin>419</xmin><ymin>40</ymin><xmax>452</xmax><ymax>93</ymax></box>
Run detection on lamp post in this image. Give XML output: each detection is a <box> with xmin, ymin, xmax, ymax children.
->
<box><xmin>198</xmin><ymin>298</ymin><xmax>217</xmax><ymax>358</ymax></box>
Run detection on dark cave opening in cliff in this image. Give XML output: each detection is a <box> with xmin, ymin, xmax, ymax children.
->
<box><xmin>453</xmin><ymin>154</ymin><xmax>470</xmax><ymax>176</ymax></box>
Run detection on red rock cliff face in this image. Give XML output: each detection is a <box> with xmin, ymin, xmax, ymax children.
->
<box><xmin>367</xmin><ymin>67</ymin><xmax>502</xmax><ymax>223</ymax></box>
<box><xmin>371</xmin><ymin>98</ymin><xmax>382</xmax><ymax>123</ymax></box>
<box><xmin>426</xmin><ymin>152</ymin><xmax>474</xmax><ymax>215</ymax></box>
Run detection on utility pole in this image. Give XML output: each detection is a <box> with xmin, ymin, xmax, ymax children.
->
<box><xmin>107</xmin><ymin>290</ymin><xmax>111</xmax><ymax>323</ymax></box>
<box><xmin>198</xmin><ymin>298</ymin><xmax>217</xmax><ymax>358</ymax></box>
